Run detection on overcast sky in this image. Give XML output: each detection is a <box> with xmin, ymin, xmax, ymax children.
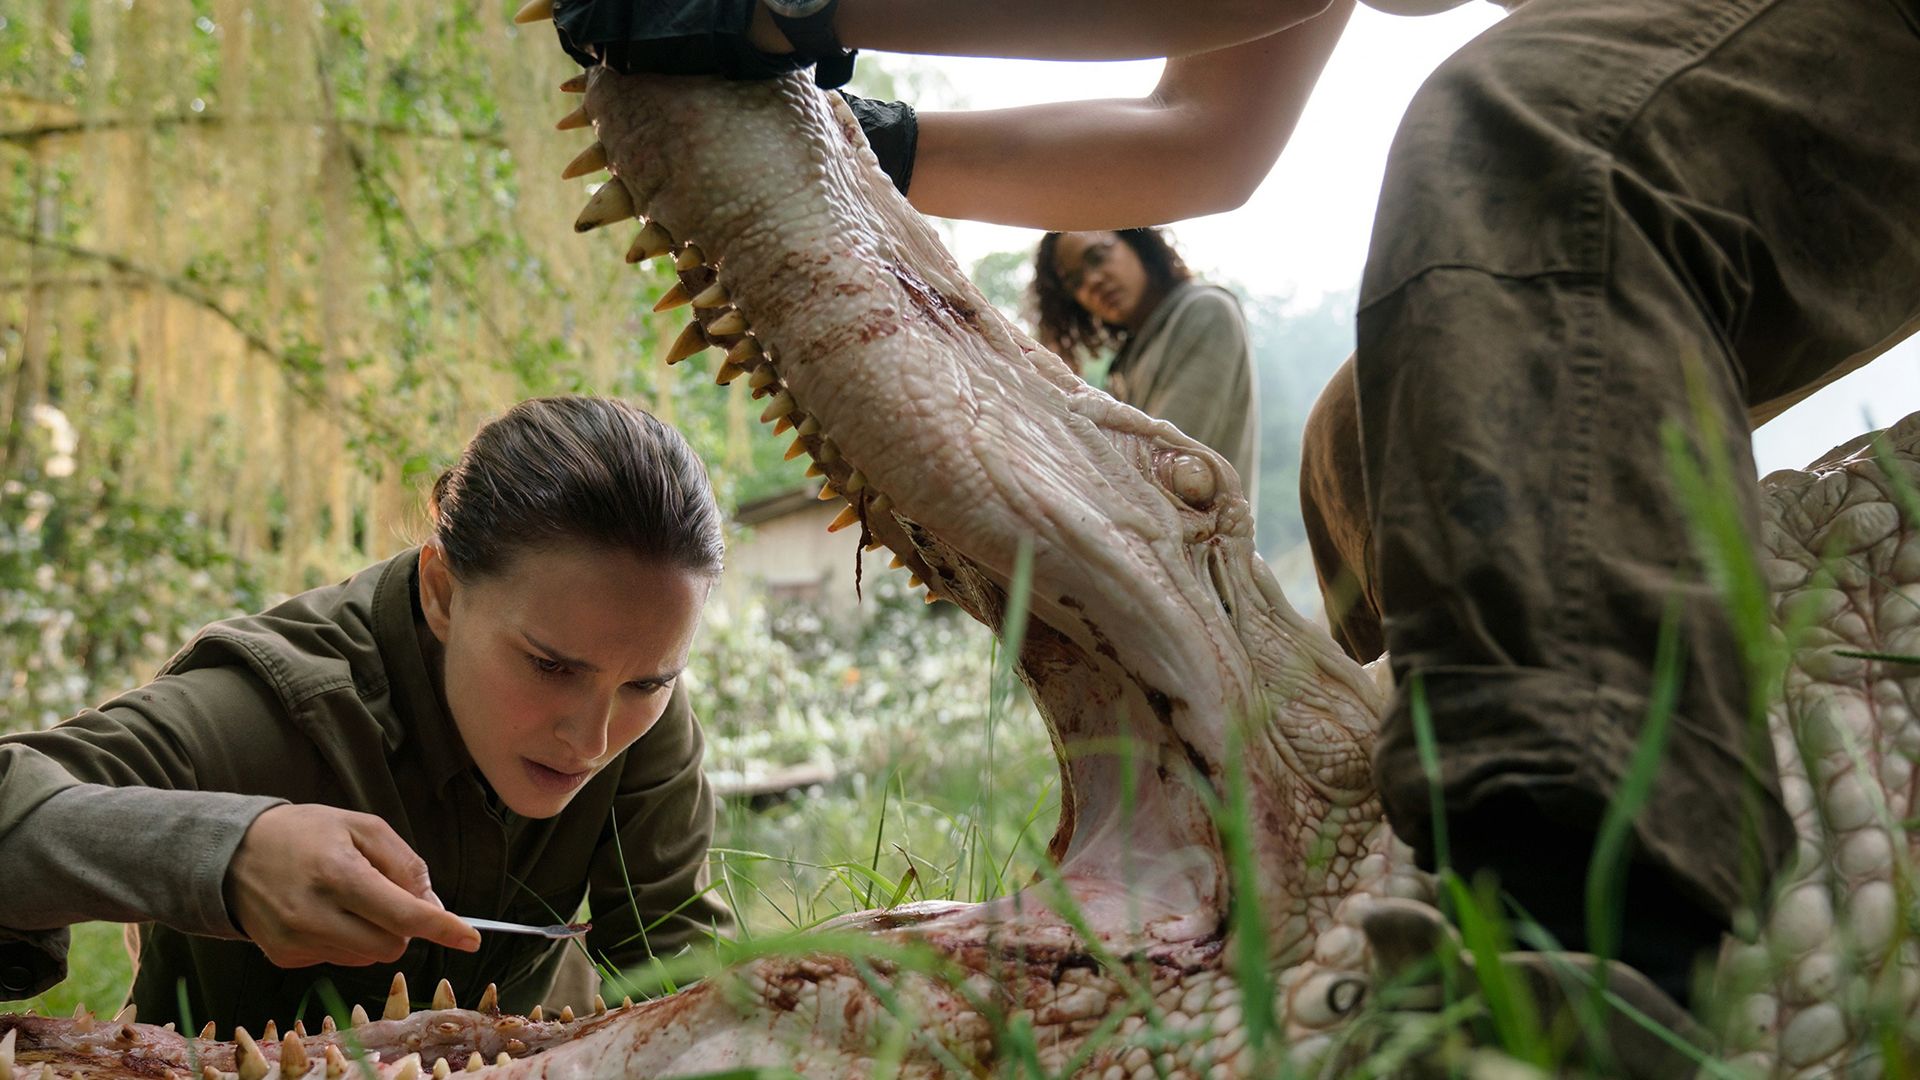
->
<box><xmin>894</xmin><ymin>2</ymin><xmax>1917</xmax><ymax>477</ymax></box>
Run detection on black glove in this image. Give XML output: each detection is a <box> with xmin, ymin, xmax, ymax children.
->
<box><xmin>0</xmin><ymin>927</ymin><xmax>69</xmax><ymax>1000</ymax></box>
<box><xmin>554</xmin><ymin>0</ymin><xmax>857</xmax><ymax>89</ymax></box>
<box><xmin>839</xmin><ymin>92</ymin><xmax>918</xmax><ymax>195</ymax></box>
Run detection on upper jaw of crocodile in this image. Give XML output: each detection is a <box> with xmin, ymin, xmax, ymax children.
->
<box><xmin>577</xmin><ymin>69</ymin><xmax>1390</xmax><ymax>960</ymax></box>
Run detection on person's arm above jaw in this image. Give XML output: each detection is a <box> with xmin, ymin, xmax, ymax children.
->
<box><xmin>901</xmin><ymin>1</ymin><xmax>1354</xmax><ymax>230</ymax></box>
<box><xmin>821</xmin><ymin>0</ymin><xmax>1336</xmax><ymax>61</ymax></box>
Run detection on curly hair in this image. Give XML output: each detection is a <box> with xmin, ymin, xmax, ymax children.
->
<box><xmin>1030</xmin><ymin>228</ymin><xmax>1192</xmax><ymax>373</ymax></box>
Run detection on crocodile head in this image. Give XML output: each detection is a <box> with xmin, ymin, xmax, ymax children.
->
<box><xmin>569</xmin><ymin>66</ymin><xmax>1411</xmax><ymax>974</ymax></box>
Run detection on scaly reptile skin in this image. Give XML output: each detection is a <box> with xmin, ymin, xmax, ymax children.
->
<box><xmin>3</xmin><ymin>66</ymin><xmax>1914</xmax><ymax>1079</ymax></box>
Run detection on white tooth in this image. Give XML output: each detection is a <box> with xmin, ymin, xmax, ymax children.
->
<box><xmin>726</xmin><ymin>338</ymin><xmax>764</xmax><ymax>365</ymax></box>
<box><xmin>560</xmin><ymin>142</ymin><xmax>608</xmax><ymax>180</ymax></box>
<box><xmin>383</xmin><ymin>973</ymin><xmax>411</xmax><ymax>1021</ymax></box>
<box><xmin>278</xmin><ymin>1034</ymin><xmax>308</xmax><ymax>1079</ymax></box>
<box><xmin>666</xmin><ymin>321</ymin><xmax>710</xmax><ymax>364</ymax></box>
<box><xmin>511</xmin><ymin>0</ymin><xmax>553</xmax><ymax>23</ymax></box>
<box><xmin>675</xmin><ymin>245</ymin><xmax>706</xmax><ymax>271</ymax></box>
<box><xmin>652</xmin><ymin>282</ymin><xmax>693</xmax><ymax>312</ymax></box>
<box><xmin>431</xmin><ymin>979</ymin><xmax>457</xmax><ymax>1011</ymax></box>
<box><xmin>573</xmin><ymin>181</ymin><xmax>635</xmax><ymax>232</ymax></box>
<box><xmin>748</xmin><ymin>367</ymin><xmax>779</xmax><ymax>391</ymax></box>
<box><xmin>797</xmin><ymin>416</ymin><xmax>821</xmax><ymax>437</ymax></box>
<box><xmin>235</xmin><ymin>1029</ymin><xmax>269</xmax><ymax>1080</ymax></box>
<box><xmin>691</xmin><ymin>282</ymin><xmax>729</xmax><ymax>308</ymax></box>
<box><xmin>706</xmin><ymin>310</ymin><xmax>748</xmax><ymax>336</ymax></box>
<box><xmin>625</xmin><ymin>221</ymin><xmax>674</xmax><ymax>264</ymax></box>
<box><xmin>759</xmin><ymin>393</ymin><xmax>795</xmax><ymax>424</ymax></box>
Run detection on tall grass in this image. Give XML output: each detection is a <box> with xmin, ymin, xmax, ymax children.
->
<box><xmin>14</xmin><ymin>405</ymin><xmax>1920</xmax><ymax>1078</ymax></box>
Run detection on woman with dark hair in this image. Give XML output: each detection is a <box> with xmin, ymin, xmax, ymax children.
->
<box><xmin>0</xmin><ymin>396</ymin><xmax>729</xmax><ymax>1033</ymax></box>
<box><xmin>1032</xmin><ymin>228</ymin><xmax>1260</xmax><ymax>513</ymax></box>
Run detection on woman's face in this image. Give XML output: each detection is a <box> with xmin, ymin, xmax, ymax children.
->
<box><xmin>419</xmin><ymin>541</ymin><xmax>710</xmax><ymax>819</ymax></box>
<box><xmin>1052</xmin><ymin>231</ymin><xmax>1159</xmax><ymax>330</ymax></box>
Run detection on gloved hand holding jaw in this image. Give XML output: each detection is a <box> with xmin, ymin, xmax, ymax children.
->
<box><xmin>525</xmin><ymin>0</ymin><xmax>919</xmax><ymax>192</ymax></box>
<box><xmin>538</xmin><ymin>0</ymin><xmax>856</xmax><ymax>88</ymax></box>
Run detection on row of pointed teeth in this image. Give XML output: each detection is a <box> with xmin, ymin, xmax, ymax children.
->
<box><xmin>0</xmin><ymin>974</ymin><xmax>642</xmax><ymax>1080</ymax></box>
<box><xmin>561</xmin><ymin>146</ymin><xmax>944</xmax><ymax>603</ymax></box>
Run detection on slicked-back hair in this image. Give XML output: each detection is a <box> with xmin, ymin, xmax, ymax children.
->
<box><xmin>430</xmin><ymin>396</ymin><xmax>724</xmax><ymax>580</ymax></box>
<box><xmin>1030</xmin><ymin>228</ymin><xmax>1192</xmax><ymax>373</ymax></box>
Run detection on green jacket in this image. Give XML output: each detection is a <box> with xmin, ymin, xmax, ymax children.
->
<box><xmin>0</xmin><ymin>549</ymin><xmax>727</xmax><ymax>1030</ymax></box>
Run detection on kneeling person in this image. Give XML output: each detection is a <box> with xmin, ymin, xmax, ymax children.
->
<box><xmin>0</xmin><ymin>396</ymin><xmax>730</xmax><ymax>1032</ymax></box>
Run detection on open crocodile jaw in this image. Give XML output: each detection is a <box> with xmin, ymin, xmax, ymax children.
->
<box><xmin>581</xmin><ymin>68</ymin><xmax>1394</xmax><ymax>963</ymax></box>
<box><xmin>9</xmin><ymin>55</ymin><xmax>1920</xmax><ymax>1080</ymax></box>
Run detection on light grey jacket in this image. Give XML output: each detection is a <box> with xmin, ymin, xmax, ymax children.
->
<box><xmin>1104</xmin><ymin>282</ymin><xmax>1260</xmax><ymax>516</ymax></box>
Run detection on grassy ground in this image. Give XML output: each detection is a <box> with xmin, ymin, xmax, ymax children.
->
<box><xmin>10</xmin><ymin>423</ymin><xmax>1920</xmax><ymax>1076</ymax></box>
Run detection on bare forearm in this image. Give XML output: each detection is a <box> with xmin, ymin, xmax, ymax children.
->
<box><xmin>906</xmin><ymin>1</ymin><xmax>1353</xmax><ymax>229</ymax></box>
<box><xmin>832</xmin><ymin>0</ymin><xmax>1333</xmax><ymax>60</ymax></box>
<box><xmin>910</xmin><ymin>102</ymin><xmax>1239</xmax><ymax>229</ymax></box>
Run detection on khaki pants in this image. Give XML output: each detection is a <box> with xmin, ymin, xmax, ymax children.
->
<box><xmin>1303</xmin><ymin>0</ymin><xmax>1920</xmax><ymax>932</ymax></box>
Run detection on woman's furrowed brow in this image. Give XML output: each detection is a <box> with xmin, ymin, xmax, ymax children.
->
<box><xmin>522</xmin><ymin>632</ymin><xmax>600</xmax><ymax>673</ymax></box>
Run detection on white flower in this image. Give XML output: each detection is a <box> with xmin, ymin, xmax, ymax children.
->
<box><xmin>29</xmin><ymin>403</ymin><xmax>78</xmax><ymax>457</ymax></box>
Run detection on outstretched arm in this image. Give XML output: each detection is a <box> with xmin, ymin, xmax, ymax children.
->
<box><xmin>826</xmin><ymin>0</ymin><xmax>1337</xmax><ymax>61</ymax></box>
<box><xmin>903</xmin><ymin>2</ymin><xmax>1354</xmax><ymax>229</ymax></box>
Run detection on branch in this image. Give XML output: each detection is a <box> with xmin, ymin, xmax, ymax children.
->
<box><xmin>0</xmin><ymin>111</ymin><xmax>506</xmax><ymax>149</ymax></box>
<box><xmin>0</xmin><ymin>224</ymin><xmax>414</xmax><ymax>448</ymax></box>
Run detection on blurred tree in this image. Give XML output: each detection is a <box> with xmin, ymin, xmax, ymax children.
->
<box><xmin>0</xmin><ymin>0</ymin><xmax>841</xmax><ymax>726</ymax></box>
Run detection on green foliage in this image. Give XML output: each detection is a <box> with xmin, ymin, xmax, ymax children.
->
<box><xmin>1</xmin><ymin>406</ymin><xmax>264</xmax><ymax>725</ymax></box>
<box><xmin>969</xmin><ymin>249</ymin><xmax>1033</xmax><ymax>324</ymax></box>
<box><xmin>1240</xmin><ymin>288</ymin><xmax>1353</xmax><ymax>563</ymax></box>
<box><xmin>695</xmin><ymin>574</ymin><xmax>1057</xmax><ymax>929</ymax></box>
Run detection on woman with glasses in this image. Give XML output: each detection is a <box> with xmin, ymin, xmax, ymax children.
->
<box><xmin>1036</xmin><ymin>227</ymin><xmax>1259</xmax><ymax>511</ymax></box>
<box><xmin>1031</xmin><ymin>228</ymin><xmax>1260</xmax><ymax>516</ymax></box>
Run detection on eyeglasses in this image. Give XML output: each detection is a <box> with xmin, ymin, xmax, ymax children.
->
<box><xmin>1059</xmin><ymin>239</ymin><xmax>1118</xmax><ymax>294</ymax></box>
